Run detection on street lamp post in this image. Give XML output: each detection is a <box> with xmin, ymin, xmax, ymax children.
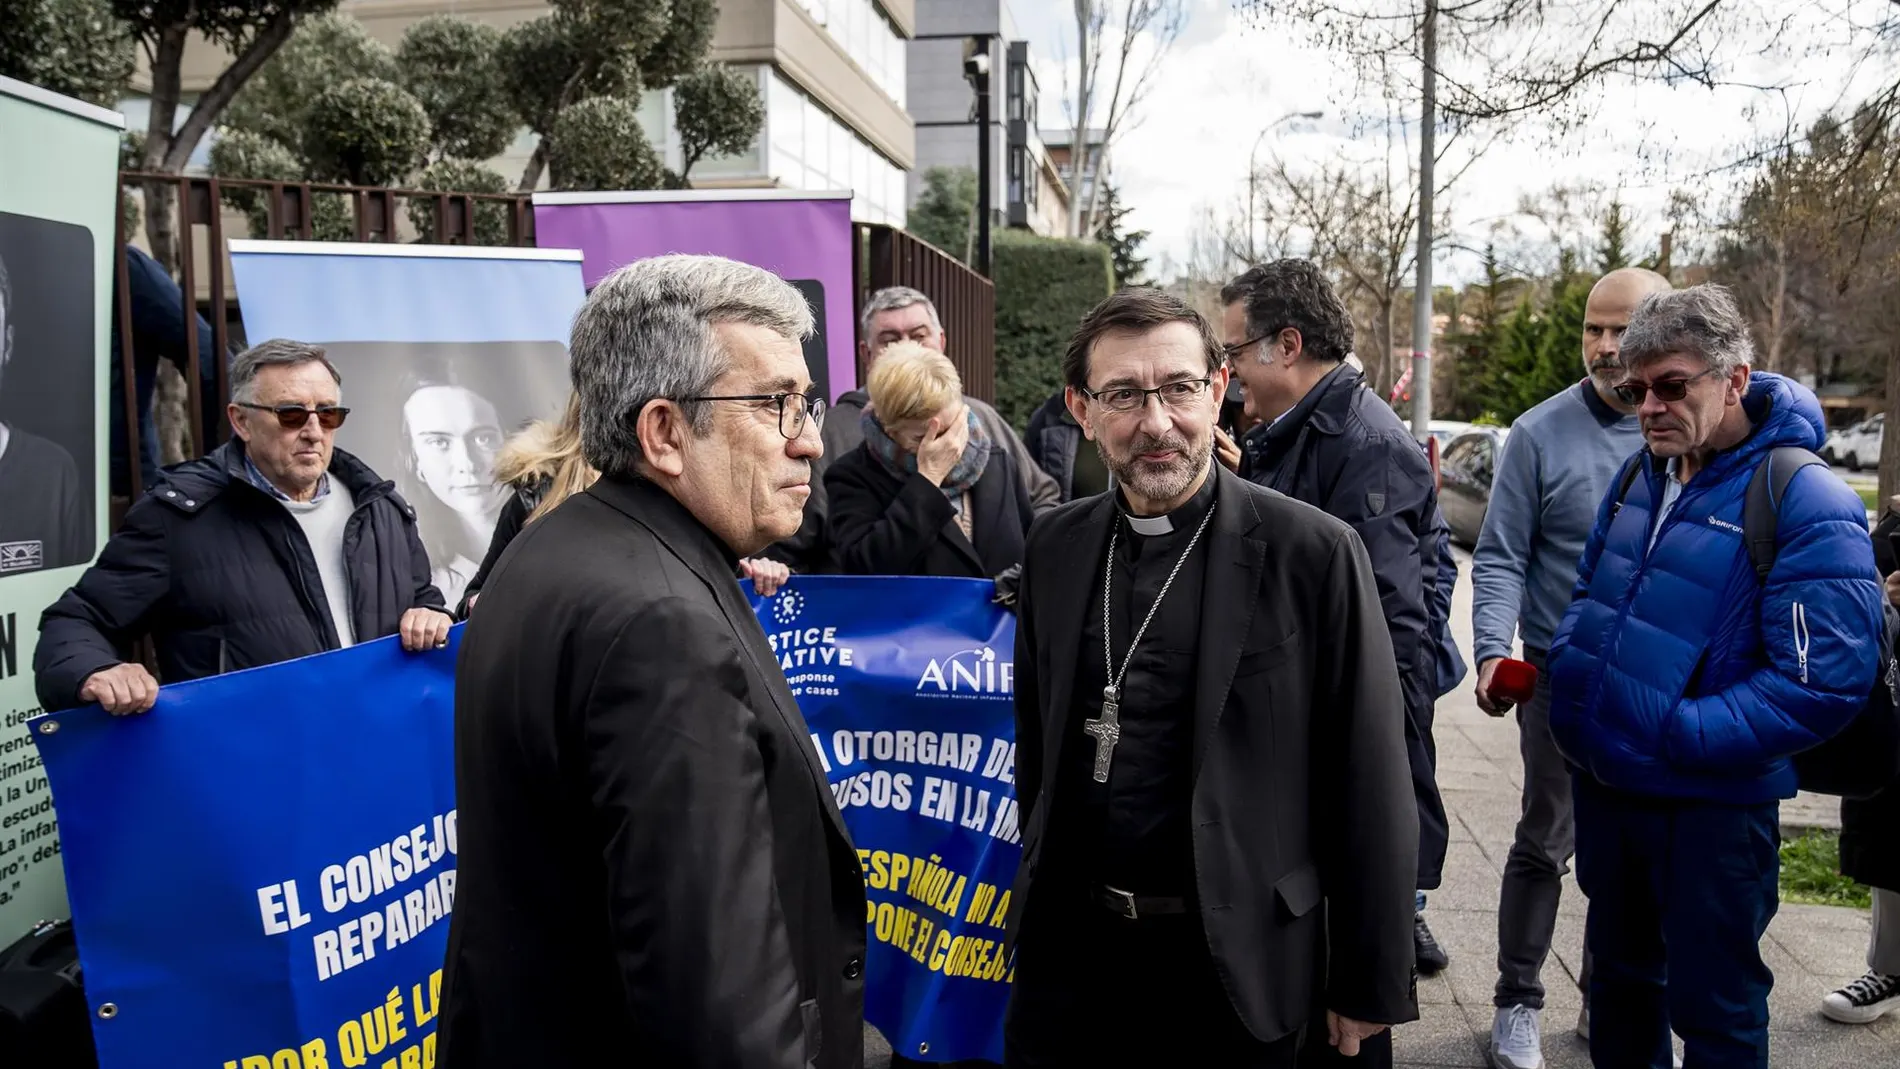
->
<box><xmin>1245</xmin><ymin>109</ymin><xmax>1324</xmax><ymax>263</ymax></box>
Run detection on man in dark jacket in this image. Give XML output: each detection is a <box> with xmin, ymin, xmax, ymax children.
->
<box><xmin>111</xmin><ymin>243</ymin><xmax>227</xmax><ymax>497</ymax></box>
<box><xmin>33</xmin><ymin>339</ymin><xmax>452</xmax><ymax>714</ymax></box>
<box><xmin>764</xmin><ymin>285</ymin><xmax>1058</xmax><ymax>571</ymax></box>
<box><xmin>1219</xmin><ymin>261</ymin><xmax>1450</xmax><ymax>1066</ymax></box>
<box><xmin>439</xmin><ymin>254</ymin><xmax>865</xmax><ymax>1069</ymax></box>
<box><xmin>1548</xmin><ymin>285</ymin><xmax>1882</xmax><ymax>1067</ymax></box>
<box><xmin>1024</xmin><ymin>390</ymin><xmax>1113</xmax><ymax>503</ymax></box>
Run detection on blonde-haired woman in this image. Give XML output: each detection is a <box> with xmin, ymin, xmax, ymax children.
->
<box><xmin>825</xmin><ymin>340</ymin><xmax>1032</xmax><ymax>582</ymax></box>
<box><xmin>456</xmin><ymin>393</ymin><xmax>789</xmax><ymax>616</ymax></box>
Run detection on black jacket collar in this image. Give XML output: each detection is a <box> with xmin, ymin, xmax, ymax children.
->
<box><xmin>587</xmin><ymin>474</ymin><xmax>742</xmax><ymax>577</ymax></box>
<box><xmin>152</xmin><ymin>440</ymin><xmax>399</xmax><ymax>515</ymax></box>
<box><xmin>1264</xmin><ymin>363</ymin><xmax>1361</xmax><ymax>445</ymax></box>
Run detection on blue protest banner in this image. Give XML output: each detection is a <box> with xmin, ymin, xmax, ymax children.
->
<box><xmin>30</xmin><ymin>633</ymin><xmax>461</xmax><ymax>1069</ymax></box>
<box><xmin>747</xmin><ymin>576</ymin><xmax>1021</xmax><ymax>1064</ymax></box>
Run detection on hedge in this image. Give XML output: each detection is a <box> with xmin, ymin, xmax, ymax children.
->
<box><xmin>992</xmin><ymin>230</ymin><xmax>1114</xmax><ymax>431</ymax></box>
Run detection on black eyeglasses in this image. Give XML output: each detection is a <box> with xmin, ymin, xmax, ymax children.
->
<box><xmin>1080</xmin><ymin>377</ymin><xmax>1214</xmax><ymax>413</ymax></box>
<box><xmin>679</xmin><ymin>392</ymin><xmax>827</xmax><ymax>439</ymax></box>
<box><xmin>1613</xmin><ymin>368</ymin><xmax>1720</xmax><ymax>407</ymax></box>
<box><xmin>237</xmin><ymin>402</ymin><xmax>350</xmax><ymax>430</ymax></box>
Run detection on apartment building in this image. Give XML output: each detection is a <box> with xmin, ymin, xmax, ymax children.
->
<box><xmin>125</xmin><ymin>0</ymin><xmax>916</xmax><ymax>226</ymax></box>
<box><xmin>906</xmin><ymin>0</ymin><xmax>1070</xmax><ymax>238</ymax></box>
<box><xmin>1042</xmin><ymin>125</ymin><xmax>1109</xmax><ymax>233</ymax></box>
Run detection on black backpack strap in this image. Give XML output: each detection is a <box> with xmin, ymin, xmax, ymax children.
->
<box><xmin>1742</xmin><ymin>446</ymin><xmax>1827</xmax><ymax>581</ymax></box>
<box><xmin>1609</xmin><ymin>453</ymin><xmax>1645</xmax><ymax>514</ymax></box>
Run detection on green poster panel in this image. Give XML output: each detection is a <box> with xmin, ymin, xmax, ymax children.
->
<box><xmin>0</xmin><ymin>75</ymin><xmax>122</xmax><ymax>939</ymax></box>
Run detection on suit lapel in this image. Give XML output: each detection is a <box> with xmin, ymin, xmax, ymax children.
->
<box><xmin>721</xmin><ymin>591</ymin><xmax>856</xmax><ymax>848</ymax></box>
<box><xmin>1192</xmin><ymin>468</ymin><xmax>1266</xmax><ymax>781</ymax></box>
<box><xmin>587</xmin><ymin>477</ymin><xmax>854</xmax><ymax>847</ymax></box>
<box><xmin>1040</xmin><ymin>494</ymin><xmax>1116</xmax><ymax>787</ymax></box>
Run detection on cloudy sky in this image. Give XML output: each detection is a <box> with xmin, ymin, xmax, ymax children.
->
<box><xmin>1003</xmin><ymin>0</ymin><xmax>1896</xmax><ymax>286</ymax></box>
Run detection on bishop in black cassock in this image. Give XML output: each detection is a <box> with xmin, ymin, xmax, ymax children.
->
<box><xmin>1003</xmin><ymin>288</ymin><xmax>1419</xmax><ymax>1067</ymax></box>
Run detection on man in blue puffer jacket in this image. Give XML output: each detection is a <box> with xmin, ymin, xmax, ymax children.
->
<box><xmin>1547</xmin><ymin>283</ymin><xmax>1883</xmax><ymax>1069</ymax></box>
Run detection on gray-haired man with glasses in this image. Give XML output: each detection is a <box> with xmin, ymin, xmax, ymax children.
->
<box><xmin>34</xmin><ymin>338</ymin><xmax>451</xmax><ymax>715</ymax></box>
<box><xmin>441</xmin><ymin>254</ymin><xmax>866</xmax><ymax>1069</ymax></box>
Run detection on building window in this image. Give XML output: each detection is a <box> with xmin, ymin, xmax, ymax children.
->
<box><xmin>791</xmin><ymin>0</ymin><xmax>906</xmax><ymax>109</ymax></box>
<box><xmin>762</xmin><ymin>68</ymin><xmax>907</xmax><ymax>227</ymax></box>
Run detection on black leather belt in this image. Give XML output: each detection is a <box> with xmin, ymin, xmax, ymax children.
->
<box><xmin>1095</xmin><ymin>884</ymin><xmax>1188</xmax><ymax>919</ymax></box>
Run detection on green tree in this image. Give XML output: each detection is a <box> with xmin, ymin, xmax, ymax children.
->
<box><xmin>207</xmin><ymin>125</ymin><xmax>353</xmax><ymax>239</ymax></box>
<box><xmin>397</xmin><ymin>15</ymin><xmax>517</xmax><ymax>163</ymax></box>
<box><xmin>907</xmin><ymin>166</ymin><xmax>978</xmax><ymax>262</ymax></box>
<box><xmin>497</xmin><ymin>0</ymin><xmax>733</xmax><ymax>191</ymax></box>
<box><xmin>300</xmin><ymin>77</ymin><xmax>431</xmax><ymax>186</ymax></box>
<box><xmin>1597</xmin><ymin>198</ymin><xmax>1632</xmax><ymax>273</ymax></box>
<box><xmin>546</xmin><ymin>95</ymin><xmax>664</xmax><ymax>190</ymax></box>
<box><xmin>223</xmin><ymin>13</ymin><xmax>397</xmax><ymax>150</ymax></box>
<box><xmin>1097</xmin><ymin>183</ymin><xmax>1150</xmax><ymax>286</ymax></box>
<box><xmin>674</xmin><ymin>63</ymin><xmax>765</xmax><ymax>184</ymax></box>
<box><xmin>993</xmin><ymin>231</ymin><xmax>1115</xmax><ymax>429</ymax></box>
<box><xmin>408</xmin><ymin>158</ymin><xmax>513</xmax><ymax>245</ymax></box>
<box><xmin>1442</xmin><ymin>242</ymin><xmax>1521</xmax><ymax>420</ymax></box>
<box><xmin>0</xmin><ymin>0</ymin><xmax>135</xmax><ymax>106</ymax></box>
<box><xmin>115</xmin><ymin>0</ymin><xmax>342</xmax><ymax>268</ymax></box>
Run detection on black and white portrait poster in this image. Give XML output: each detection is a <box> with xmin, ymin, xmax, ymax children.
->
<box><xmin>228</xmin><ymin>242</ymin><xmax>587</xmax><ymax>610</ymax></box>
<box><xmin>0</xmin><ymin>209</ymin><xmax>98</xmax><ymax>581</ymax></box>
<box><xmin>0</xmin><ymin>73</ymin><xmax>121</xmax><ymax>937</ymax></box>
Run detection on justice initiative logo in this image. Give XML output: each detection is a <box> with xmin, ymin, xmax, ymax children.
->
<box><xmin>770</xmin><ymin>589</ymin><xmax>805</xmax><ymax>626</ymax></box>
<box><xmin>0</xmin><ymin>541</ymin><xmax>44</xmax><ymax>574</ymax></box>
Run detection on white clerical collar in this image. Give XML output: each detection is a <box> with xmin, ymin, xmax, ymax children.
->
<box><xmin>1118</xmin><ymin>464</ymin><xmax>1215</xmax><ymax>537</ymax></box>
<box><xmin>1126</xmin><ymin>512</ymin><xmax>1174</xmax><ymax>536</ymax></box>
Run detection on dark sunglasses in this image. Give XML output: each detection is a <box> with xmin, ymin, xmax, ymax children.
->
<box><xmin>1612</xmin><ymin>368</ymin><xmax>1720</xmax><ymax>407</ymax></box>
<box><xmin>238</xmin><ymin>402</ymin><xmax>350</xmax><ymax>430</ymax></box>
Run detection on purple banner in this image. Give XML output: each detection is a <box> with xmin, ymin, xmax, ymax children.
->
<box><xmin>533</xmin><ymin>191</ymin><xmax>857</xmax><ymax>402</ymax></box>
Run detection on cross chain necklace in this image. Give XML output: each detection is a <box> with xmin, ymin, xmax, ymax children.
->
<box><xmin>1082</xmin><ymin>497</ymin><xmax>1216</xmax><ymax>783</ymax></box>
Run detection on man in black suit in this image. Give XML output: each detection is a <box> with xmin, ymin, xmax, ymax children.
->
<box><xmin>1004</xmin><ymin>288</ymin><xmax>1419</xmax><ymax>1067</ymax></box>
<box><xmin>438</xmin><ymin>254</ymin><xmax>866</xmax><ymax>1069</ymax></box>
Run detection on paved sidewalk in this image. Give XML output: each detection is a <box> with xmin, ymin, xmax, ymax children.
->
<box><xmin>1398</xmin><ymin>553</ymin><xmax>1893</xmax><ymax>1067</ymax></box>
<box><xmin>868</xmin><ymin>552</ymin><xmax>1895</xmax><ymax>1067</ymax></box>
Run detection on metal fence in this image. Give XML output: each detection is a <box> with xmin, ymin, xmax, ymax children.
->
<box><xmin>112</xmin><ymin>173</ymin><xmax>537</xmax><ymax>508</ymax></box>
<box><xmin>111</xmin><ymin>178</ymin><xmax>998</xmax><ymax>511</ymax></box>
<box><xmin>855</xmin><ymin>224</ymin><xmax>997</xmax><ymax>403</ymax></box>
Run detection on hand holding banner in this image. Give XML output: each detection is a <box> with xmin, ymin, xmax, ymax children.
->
<box><xmin>31</xmin><ymin>634</ymin><xmax>460</xmax><ymax>1069</ymax></box>
<box><xmin>747</xmin><ymin>576</ymin><xmax>1021</xmax><ymax>1064</ymax></box>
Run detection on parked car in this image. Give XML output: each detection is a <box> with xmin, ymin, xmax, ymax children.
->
<box><xmin>1427</xmin><ymin>419</ymin><xmax>1475</xmax><ymax>447</ymax></box>
<box><xmin>1439</xmin><ymin>426</ymin><xmax>1510</xmax><ymax>547</ymax></box>
<box><xmin>1825</xmin><ymin>413</ymin><xmax>1884</xmax><ymax>471</ymax></box>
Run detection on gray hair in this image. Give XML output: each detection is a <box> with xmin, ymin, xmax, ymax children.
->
<box><xmin>1620</xmin><ymin>284</ymin><xmax>1755</xmax><ymax>375</ymax></box>
<box><xmin>859</xmin><ymin>285</ymin><xmax>941</xmax><ymax>342</ymax></box>
<box><xmin>569</xmin><ymin>254</ymin><xmax>815</xmax><ymax>478</ymax></box>
<box><xmin>230</xmin><ymin>339</ymin><xmax>341</xmax><ymax>403</ymax></box>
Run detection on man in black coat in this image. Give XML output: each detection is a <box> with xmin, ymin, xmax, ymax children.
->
<box><xmin>438</xmin><ymin>254</ymin><xmax>866</xmax><ymax>1069</ymax></box>
<box><xmin>1221</xmin><ymin>262</ymin><xmax>1453</xmax><ymax>985</ymax></box>
<box><xmin>1005</xmin><ymin>288</ymin><xmax>1418</xmax><ymax>1067</ymax></box>
<box><xmin>34</xmin><ymin>339</ymin><xmax>452</xmax><ymax>714</ymax></box>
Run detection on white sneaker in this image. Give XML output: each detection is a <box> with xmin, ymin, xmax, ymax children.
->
<box><xmin>1491</xmin><ymin>1005</ymin><xmax>1544</xmax><ymax>1069</ymax></box>
<box><xmin>1823</xmin><ymin>970</ymin><xmax>1900</xmax><ymax>1024</ymax></box>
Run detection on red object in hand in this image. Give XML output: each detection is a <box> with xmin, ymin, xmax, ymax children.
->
<box><xmin>1490</xmin><ymin>658</ymin><xmax>1540</xmax><ymax>706</ymax></box>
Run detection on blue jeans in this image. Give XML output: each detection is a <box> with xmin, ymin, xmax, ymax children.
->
<box><xmin>1572</xmin><ymin>775</ymin><xmax>1779</xmax><ymax>1069</ymax></box>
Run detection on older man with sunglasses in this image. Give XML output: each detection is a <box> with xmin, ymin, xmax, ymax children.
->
<box><xmin>1547</xmin><ymin>284</ymin><xmax>1883</xmax><ymax>1069</ymax></box>
<box><xmin>35</xmin><ymin>339</ymin><xmax>450</xmax><ymax>715</ymax></box>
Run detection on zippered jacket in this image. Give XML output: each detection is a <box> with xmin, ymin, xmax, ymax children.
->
<box><xmin>34</xmin><ymin>441</ymin><xmax>445</xmax><ymax>710</ymax></box>
<box><xmin>1547</xmin><ymin>372</ymin><xmax>1883</xmax><ymax>803</ymax></box>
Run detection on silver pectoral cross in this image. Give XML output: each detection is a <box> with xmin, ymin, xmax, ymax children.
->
<box><xmin>1083</xmin><ymin>685</ymin><xmax>1122</xmax><ymax>783</ymax></box>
